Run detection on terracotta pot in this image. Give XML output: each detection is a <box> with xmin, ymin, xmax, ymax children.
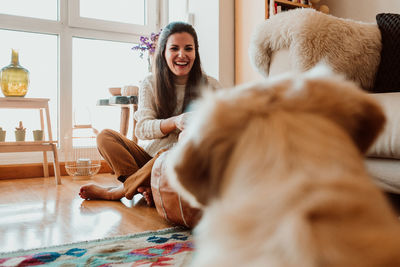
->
<box><xmin>15</xmin><ymin>130</ymin><xmax>26</xmax><ymax>141</ymax></box>
<box><xmin>33</xmin><ymin>130</ymin><xmax>44</xmax><ymax>141</ymax></box>
<box><xmin>0</xmin><ymin>130</ymin><xmax>6</xmax><ymax>142</ymax></box>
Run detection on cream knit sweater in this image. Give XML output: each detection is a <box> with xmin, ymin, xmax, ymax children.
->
<box><xmin>134</xmin><ymin>74</ymin><xmax>222</xmax><ymax>157</ymax></box>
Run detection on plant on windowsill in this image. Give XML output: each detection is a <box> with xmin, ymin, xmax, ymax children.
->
<box><xmin>15</xmin><ymin>121</ymin><xmax>26</xmax><ymax>141</ymax></box>
<box><xmin>131</xmin><ymin>30</ymin><xmax>162</xmax><ymax>72</ymax></box>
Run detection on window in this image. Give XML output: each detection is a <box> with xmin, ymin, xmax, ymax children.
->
<box><xmin>0</xmin><ymin>29</ymin><xmax>58</xmax><ymax>140</ymax></box>
<box><xmin>72</xmin><ymin>37</ymin><xmax>148</xmax><ymax>134</ymax></box>
<box><xmin>0</xmin><ymin>0</ymin><xmax>161</xmax><ymax>164</ymax></box>
<box><xmin>168</xmin><ymin>0</ymin><xmax>188</xmax><ymax>23</ymax></box>
<box><xmin>0</xmin><ymin>0</ymin><xmax>57</xmax><ymax>20</ymax></box>
<box><xmin>69</xmin><ymin>0</ymin><xmax>158</xmax><ymax>34</ymax></box>
<box><xmin>80</xmin><ymin>0</ymin><xmax>146</xmax><ymax>25</ymax></box>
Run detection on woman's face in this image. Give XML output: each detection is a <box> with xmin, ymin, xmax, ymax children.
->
<box><xmin>164</xmin><ymin>32</ymin><xmax>196</xmax><ymax>83</ymax></box>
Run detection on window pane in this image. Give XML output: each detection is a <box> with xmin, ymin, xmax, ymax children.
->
<box><xmin>72</xmin><ymin>37</ymin><xmax>148</xmax><ymax>140</ymax></box>
<box><xmin>169</xmin><ymin>0</ymin><xmax>187</xmax><ymax>23</ymax></box>
<box><xmin>80</xmin><ymin>0</ymin><xmax>145</xmax><ymax>25</ymax></box>
<box><xmin>0</xmin><ymin>0</ymin><xmax>57</xmax><ymax>20</ymax></box>
<box><xmin>0</xmin><ymin>29</ymin><xmax>58</xmax><ymax>141</ymax></box>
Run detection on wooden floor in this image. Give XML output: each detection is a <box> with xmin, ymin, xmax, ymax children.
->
<box><xmin>0</xmin><ymin>174</ymin><xmax>172</xmax><ymax>253</ymax></box>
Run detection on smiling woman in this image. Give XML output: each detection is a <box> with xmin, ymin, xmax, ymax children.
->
<box><xmin>164</xmin><ymin>32</ymin><xmax>196</xmax><ymax>84</ymax></box>
<box><xmin>78</xmin><ymin>22</ymin><xmax>222</xmax><ymax>207</ymax></box>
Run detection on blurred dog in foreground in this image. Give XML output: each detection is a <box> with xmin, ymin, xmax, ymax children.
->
<box><xmin>167</xmin><ymin>65</ymin><xmax>400</xmax><ymax>266</ymax></box>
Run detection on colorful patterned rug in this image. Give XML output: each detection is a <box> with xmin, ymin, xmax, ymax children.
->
<box><xmin>0</xmin><ymin>227</ymin><xmax>193</xmax><ymax>266</ymax></box>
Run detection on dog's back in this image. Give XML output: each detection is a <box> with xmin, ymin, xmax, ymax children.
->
<box><xmin>194</xmin><ymin>111</ymin><xmax>400</xmax><ymax>267</ymax></box>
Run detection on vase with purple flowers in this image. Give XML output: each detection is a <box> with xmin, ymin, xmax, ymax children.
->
<box><xmin>132</xmin><ymin>30</ymin><xmax>162</xmax><ymax>73</ymax></box>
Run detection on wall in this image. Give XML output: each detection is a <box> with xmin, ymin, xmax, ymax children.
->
<box><xmin>234</xmin><ymin>0</ymin><xmax>265</xmax><ymax>85</ymax></box>
<box><xmin>219</xmin><ymin>0</ymin><xmax>235</xmax><ymax>88</ymax></box>
<box><xmin>189</xmin><ymin>0</ymin><xmax>235</xmax><ymax>88</ymax></box>
<box><xmin>325</xmin><ymin>0</ymin><xmax>400</xmax><ymax>22</ymax></box>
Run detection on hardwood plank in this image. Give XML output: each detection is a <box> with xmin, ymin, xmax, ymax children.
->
<box><xmin>0</xmin><ymin>174</ymin><xmax>172</xmax><ymax>253</ymax></box>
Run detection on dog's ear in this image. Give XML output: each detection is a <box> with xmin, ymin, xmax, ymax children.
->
<box><xmin>298</xmin><ymin>78</ymin><xmax>386</xmax><ymax>153</ymax></box>
<box><xmin>344</xmin><ymin>96</ymin><xmax>385</xmax><ymax>153</ymax></box>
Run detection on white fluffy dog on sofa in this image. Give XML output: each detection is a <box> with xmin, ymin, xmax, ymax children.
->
<box><xmin>166</xmin><ymin>66</ymin><xmax>400</xmax><ymax>267</ymax></box>
<box><xmin>250</xmin><ymin>8</ymin><xmax>381</xmax><ymax>91</ymax></box>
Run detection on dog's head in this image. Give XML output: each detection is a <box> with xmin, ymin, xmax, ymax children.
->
<box><xmin>166</xmin><ymin>65</ymin><xmax>386</xmax><ymax>208</ymax></box>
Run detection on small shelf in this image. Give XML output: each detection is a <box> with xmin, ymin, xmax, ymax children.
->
<box><xmin>0</xmin><ymin>97</ymin><xmax>61</xmax><ymax>184</ymax></box>
<box><xmin>275</xmin><ymin>0</ymin><xmax>312</xmax><ymax>8</ymax></box>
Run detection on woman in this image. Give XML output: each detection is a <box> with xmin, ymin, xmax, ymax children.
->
<box><xmin>79</xmin><ymin>22</ymin><xmax>221</xmax><ymax>204</ymax></box>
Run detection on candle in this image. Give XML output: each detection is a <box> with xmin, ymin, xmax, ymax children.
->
<box><xmin>76</xmin><ymin>158</ymin><xmax>91</xmax><ymax>176</ymax></box>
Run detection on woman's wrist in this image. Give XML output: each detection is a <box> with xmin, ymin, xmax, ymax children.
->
<box><xmin>160</xmin><ymin>116</ymin><xmax>177</xmax><ymax>135</ymax></box>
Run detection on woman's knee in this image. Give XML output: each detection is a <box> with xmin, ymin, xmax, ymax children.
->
<box><xmin>97</xmin><ymin>129</ymin><xmax>120</xmax><ymax>147</ymax></box>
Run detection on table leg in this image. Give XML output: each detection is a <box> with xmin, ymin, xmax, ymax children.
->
<box><xmin>132</xmin><ymin>104</ymin><xmax>138</xmax><ymax>143</ymax></box>
<box><xmin>120</xmin><ymin>107</ymin><xmax>130</xmax><ymax>137</ymax></box>
<box><xmin>51</xmin><ymin>143</ymin><xmax>62</xmax><ymax>185</ymax></box>
<box><xmin>40</xmin><ymin>109</ymin><xmax>49</xmax><ymax>177</ymax></box>
<box><xmin>45</xmin><ymin>104</ymin><xmax>61</xmax><ymax>184</ymax></box>
<box><xmin>42</xmin><ymin>151</ymin><xmax>49</xmax><ymax>177</ymax></box>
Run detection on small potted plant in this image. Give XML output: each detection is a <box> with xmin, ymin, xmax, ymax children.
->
<box><xmin>33</xmin><ymin>129</ymin><xmax>44</xmax><ymax>141</ymax></box>
<box><xmin>15</xmin><ymin>121</ymin><xmax>26</xmax><ymax>141</ymax></box>
<box><xmin>0</xmin><ymin>127</ymin><xmax>6</xmax><ymax>142</ymax></box>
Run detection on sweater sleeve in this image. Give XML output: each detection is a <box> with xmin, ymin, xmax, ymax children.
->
<box><xmin>134</xmin><ymin>75</ymin><xmax>166</xmax><ymax>140</ymax></box>
<box><xmin>206</xmin><ymin>75</ymin><xmax>223</xmax><ymax>90</ymax></box>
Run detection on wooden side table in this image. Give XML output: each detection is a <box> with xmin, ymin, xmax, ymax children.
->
<box><xmin>97</xmin><ymin>96</ymin><xmax>138</xmax><ymax>143</ymax></box>
<box><xmin>0</xmin><ymin>97</ymin><xmax>61</xmax><ymax>184</ymax></box>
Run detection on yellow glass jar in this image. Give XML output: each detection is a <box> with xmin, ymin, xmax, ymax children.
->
<box><xmin>0</xmin><ymin>49</ymin><xmax>30</xmax><ymax>97</ymax></box>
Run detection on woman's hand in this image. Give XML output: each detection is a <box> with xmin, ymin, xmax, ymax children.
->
<box><xmin>174</xmin><ymin>113</ymin><xmax>190</xmax><ymax>131</ymax></box>
<box><xmin>160</xmin><ymin>112</ymin><xmax>191</xmax><ymax>135</ymax></box>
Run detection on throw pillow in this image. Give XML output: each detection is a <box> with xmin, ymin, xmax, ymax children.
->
<box><xmin>373</xmin><ymin>13</ymin><xmax>400</xmax><ymax>93</ymax></box>
<box><xmin>151</xmin><ymin>152</ymin><xmax>202</xmax><ymax>228</ymax></box>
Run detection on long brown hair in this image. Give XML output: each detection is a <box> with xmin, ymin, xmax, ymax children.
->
<box><xmin>154</xmin><ymin>22</ymin><xmax>207</xmax><ymax>119</ymax></box>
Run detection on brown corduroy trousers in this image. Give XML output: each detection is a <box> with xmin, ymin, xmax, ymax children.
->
<box><xmin>97</xmin><ymin>129</ymin><xmax>167</xmax><ymax>199</ymax></box>
<box><xmin>97</xmin><ymin>129</ymin><xmax>152</xmax><ymax>179</ymax></box>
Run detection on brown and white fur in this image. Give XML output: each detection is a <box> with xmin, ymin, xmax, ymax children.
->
<box><xmin>166</xmin><ymin>66</ymin><xmax>400</xmax><ymax>267</ymax></box>
<box><xmin>249</xmin><ymin>8</ymin><xmax>381</xmax><ymax>91</ymax></box>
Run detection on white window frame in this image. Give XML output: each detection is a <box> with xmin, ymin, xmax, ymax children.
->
<box><xmin>68</xmin><ymin>0</ymin><xmax>159</xmax><ymax>35</ymax></box>
<box><xmin>0</xmin><ymin>0</ymin><xmax>165</xmax><ymax>164</ymax></box>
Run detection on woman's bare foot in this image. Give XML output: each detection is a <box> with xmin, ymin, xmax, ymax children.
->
<box><xmin>137</xmin><ymin>186</ymin><xmax>154</xmax><ymax>206</ymax></box>
<box><xmin>79</xmin><ymin>184</ymin><xmax>125</xmax><ymax>200</ymax></box>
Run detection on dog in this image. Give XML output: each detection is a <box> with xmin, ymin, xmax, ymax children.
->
<box><xmin>249</xmin><ymin>8</ymin><xmax>381</xmax><ymax>91</ymax></box>
<box><xmin>166</xmin><ymin>66</ymin><xmax>400</xmax><ymax>267</ymax></box>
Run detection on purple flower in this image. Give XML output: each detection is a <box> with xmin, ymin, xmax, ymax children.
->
<box><xmin>132</xmin><ymin>29</ymin><xmax>162</xmax><ymax>59</ymax></box>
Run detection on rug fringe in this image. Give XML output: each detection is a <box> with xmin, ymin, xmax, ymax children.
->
<box><xmin>0</xmin><ymin>226</ymin><xmax>189</xmax><ymax>257</ymax></box>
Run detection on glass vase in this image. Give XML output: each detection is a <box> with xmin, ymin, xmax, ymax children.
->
<box><xmin>147</xmin><ymin>55</ymin><xmax>153</xmax><ymax>73</ymax></box>
<box><xmin>0</xmin><ymin>49</ymin><xmax>30</xmax><ymax>97</ymax></box>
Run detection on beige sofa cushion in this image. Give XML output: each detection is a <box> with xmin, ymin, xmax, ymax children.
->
<box><xmin>367</xmin><ymin>93</ymin><xmax>400</xmax><ymax>159</ymax></box>
<box><xmin>269</xmin><ymin>48</ymin><xmax>292</xmax><ymax>77</ymax></box>
<box><xmin>365</xmin><ymin>158</ymin><xmax>400</xmax><ymax>194</ymax></box>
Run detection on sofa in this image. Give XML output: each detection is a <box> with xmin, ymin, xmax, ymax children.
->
<box><xmin>250</xmin><ymin>9</ymin><xmax>400</xmax><ymax>194</ymax></box>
